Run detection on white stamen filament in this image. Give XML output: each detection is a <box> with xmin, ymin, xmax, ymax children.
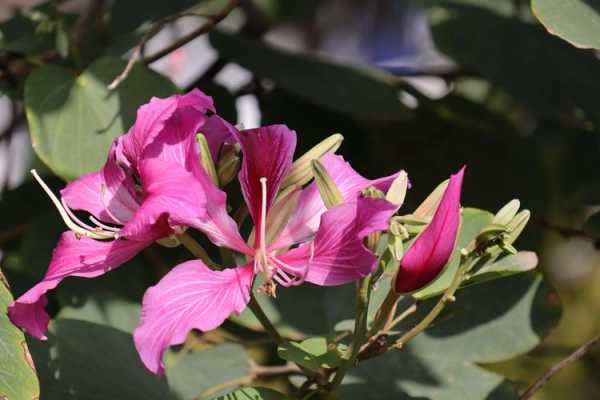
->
<box><xmin>89</xmin><ymin>216</ymin><xmax>121</xmax><ymax>232</ymax></box>
<box><xmin>259</xmin><ymin>177</ymin><xmax>268</xmax><ymax>259</ymax></box>
<box><xmin>31</xmin><ymin>169</ymin><xmax>115</xmax><ymax>240</ymax></box>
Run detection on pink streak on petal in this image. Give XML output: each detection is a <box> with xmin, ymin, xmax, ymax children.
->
<box><xmin>134</xmin><ymin>262</ymin><xmax>254</xmax><ymax>374</ymax></box>
<box><xmin>61</xmin><ymin>140</ymin><xmax>139</xmax><ymax>224</ymax></box>
<box><xmin>235</xmin><ymin>125</ymin><xmax>296</xmax><ymax>243</ymax></box>
<box><xmin>8</xmin><ymin>232</ymin><xmax>148</xmax><ymax>338</ymax></box>
<box><xmin>279</xmin><ymin>197</ymin><xmax>397</xmax><ymax>286</ymax></box>
<box><xmin>395</xmin><ymin>167</ymin><xmax>465</xmax><ymax>293</ymax></box>
<box><xmin>271</xmin><ymin>154</ymin><xmax>400</xmax><ymax>250</ymax></box>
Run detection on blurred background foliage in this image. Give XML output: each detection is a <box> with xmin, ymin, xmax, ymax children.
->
<box><xmin>1</xmin><ymin>0</ymin><xmax>600</xmax><ymax>398</ymax></box>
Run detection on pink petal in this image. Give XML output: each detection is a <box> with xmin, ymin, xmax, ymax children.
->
<box><xmin>272</xmin><ymin>154</ymin><xmax>400</xmax><ymax>249</ymax></box>
<box><xmin>121</xmin><ymin>89</ymin><xmax>214</xmax><ymax>170</ymax></box>
<box><xmin>201</xmin><ymin>115</ymin><xmax>238</xmax><ymax>160</ymax></box>
<box><xmin>8</xmin><ymin>232</ymin><xmax>148</xmax><ymax>339</ymax></box>
<box><xmin>134</xmin><ymin>262</ymin><xmax>254</xmax><ymax>374</ymax></box>
<box><xmin>278</xmin><ymin>197</ymin><xmax>397</xmax><ymax>286</ymax></box>
<box><xmin>61</xmin><ymin>140</ymin><xmax>139</xmax><ymax>224</ymax></box>
<box><xmin>395</xmin><ymin>167</ymin><xmax>465</xmax><ymax>293</ymax></box>
<box><xmin>121</xmin><ymin>159</ymin><xmax>251</xmax><ymax>254</ymax></box>
<box><xmin>236</xmin><ymin>125</ymin><xmax>296</xmax><ymax>244</ymax></box>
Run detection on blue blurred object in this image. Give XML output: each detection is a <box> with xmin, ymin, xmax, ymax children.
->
<box><xmin>360</xmin><ymin>0</ymin><xmax>452</xmax><ymax>75</ymax></box>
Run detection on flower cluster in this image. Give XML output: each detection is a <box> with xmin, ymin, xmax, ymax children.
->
<box><xmin>8</xmin><ymin>90</ymin><xmax>464</xmax><ymax>374</ymax></box>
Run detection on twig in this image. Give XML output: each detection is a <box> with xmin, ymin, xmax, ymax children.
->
<box><xmin>108</xmin><ymin>0</ymin><xmax>239</xmax><ymax>90</ymax></box>
<box><xmin>519</xmin><ymin>333</ymin><xmax>600</xmax><ymax>400</ymax></box>
<box><xmin>249</xmin><ymin>360</ymin><xmax>302</xmax><ymax>378</ymax></box>
<box><xmin>177</xmin><ymin>232</ymin><xmax>221</xmax><ymax>269</ymax></box>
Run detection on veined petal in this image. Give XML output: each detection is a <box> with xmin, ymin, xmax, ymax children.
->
<box><xmin>272</xmin><ymin>154</ymin><xmax>400</xmax><ymax>249</ymax></box>
<box><xmin>8</xmin><ymin>232</ymin><xmax>147</xmax><ymax>339</ymax></box>
<box><xmin>278</xmin><ymin>197</ymin><xmax>397</xmax><ymax>286</ymax></box>
<box><xmin>236</xmin><ymin>125</ymin><xmax>296</xmax><ymax>239</ymax></box>
<box><xmin>134</xmin><ymin>261</ymin><xmax>253</xmax><ymax>374</ymax></box>
<box><xmin>61</xmin><ymin>140</ymin><xmax>139</xmax><ymax>224</ymax></box>
<box><xmin>121</xmin><ymin>89</ymin><xmax>214</xmax><ymax>169</ymax></box>
<box><xmin>395</xmin><ymin>167</ymin><xmax>465</xmax><ymax>293</ymax></box>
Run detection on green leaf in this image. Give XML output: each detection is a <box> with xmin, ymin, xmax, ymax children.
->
<box><xmin>463</xmin><ymin>251</ymin><xmax>538</xmax><ymax>287</ymax></box>
<box><xmin>209</xmin><ymin>31</ymin><xmax>411</xmax><ymax>121</ymax></box>
<box><xmin>28</xmin><ymin>318</ymin><xmax>173</xmax><ymax>400</ymax></box>
<box><xmin>277</xmin><ymin>337</ymin><xmax>341</xmax><ymax>372</ymax></box>
<box><xmin>431</xmin><ymin>4</ymin><xmax>600</xmax><ymax>121</ymax></box>
<box><xmin>0</xmin><ymin>268</ymin><xmax>40</xmax><ymax>399</ymax></box>
<box><xmin>341</xmin><ymin>273</ymin><xmax>561</xmax><ymax>399</ymax></box>
<box><xmin>57</xmin><ymin>292</ymin><xmax>141</xmax><ymax>333</ymax></box>
<box><xmin>532</xmin><ymin>0</ymin><xmax>600</xmax><ymax>49</ymax></box>
<box><xmin>209</xmin><ymin>387</ymin><xmax>289</xmax><ymax>400</ymax></box>
<box><xmin>25</xmin><ymin>56</ymin><xmax>176</xmax><ymax>180</ymax></box>
<box><xmin>166</xmin><ymin>344</ymin><xmax>249</xmax><ymax>400</ymax></box>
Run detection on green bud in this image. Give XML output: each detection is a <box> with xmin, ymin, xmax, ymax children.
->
<box><xmin>393</xmin><ymin>214</ymin><xmax>430</xmax><ymax>226</ymax></box>
<box><xmin>216</xmin><ymin>144</ymin><xmax>241</xmax><ymax>186</ymax></box>
<box><xmin>265</xmin><ymin>186</ymin><xmax>301</xmax><ymax>245</ymax></box>
<box><xmin>312</xmin><ymin>159</ymin><xmax>343</xmax><ymax>209</ymax></box>
<box><xmin>388</xmin><ymin>234</ymin><xmax>404</xmax><ymax>261</ymax></box>
<box><xmin>281</xmin><ymin>133</ymin><xmax>344</xmax><ymax>189</ymax></box>
<box><xmin>196</xmin><ymin>133</ymin><xmax>219</xmax><ymax>185</ymax></box>
<box><xmin>385</xmin><ymin>170</ymin><xmax>409</xmax><ymax>206</ymax></box>
<box><xmin>493</xmin><ymin>199</ymin><xmax>520</xmax><ymax>226</ymax></box>
<box><xmin>505</xmin><ymin>209</ymin><xmax>530</xmax><ymax>245</ymax></box>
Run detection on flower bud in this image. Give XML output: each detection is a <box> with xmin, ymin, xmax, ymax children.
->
<box><xmin>394</xmin><ymin>167</ymin><xmax>465</xmax><ymax>293</ymax></box>
<box><xmin>386</xmin><ymin>170</ymin><xmax>409</xmax><ymax>206</ymax></box>
<box><xmin>493</xmin><ymin>199</ymin><xmax>520</xmax><ymax>226</ymax></box>
<box><xmin>312</xmin><ymin>159</ymin><xmax>343</xmax><ymax>209</ymax></box>
<box><xmin>216</xmin><ymin>143</ymin><xmax>241</xmax><ymax>186</ymax></box>
<box><xmin>281</xmin><ymin>133</ymin><xmax>344</xmax><ymax>189</ymax></box>
<box><xmin>196</xmin><ymin>133</ymin><xmax>219</xmax><ymax>185</ymax></box>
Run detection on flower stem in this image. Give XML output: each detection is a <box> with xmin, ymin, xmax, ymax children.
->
<box><xmin>330</xmin><ymin>275</ymin><xmax>372</xmax><ymax>389</ymax></box>
<box><xmin>248</xmin><ymin>295</ymin><xmax>284</xmax><ymax>345</ymax></box>
<box><xmin>177</xmin><ymin>232</ymin><xmax>220</xmax><ymax>269</ymax></box>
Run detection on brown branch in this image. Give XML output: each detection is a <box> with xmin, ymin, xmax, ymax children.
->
<box><xmin>248</xmin><ymin>360</ymin><xmax>302</xmax><ymax>379</ymax></box>
<box><xmin>108</xmin><ymin>0</ymin><xmax>239</xmax><ymax>90</ymax></box>
<box><xmin>519</xmin><ymin>333</ymin><xmax>600</xmax><ymax>400</ymax></box>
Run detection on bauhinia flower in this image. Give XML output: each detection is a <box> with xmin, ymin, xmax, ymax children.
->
<box><xmin>394</xmin><ymin>167</ymin><xmax>465</xmax><ymax>293</ymax></box>
<box><xmin>8</xmin><ymin>89</ymin><xmax>233</xmax><ymax>339</ymax></box>
<box><xmin>133</xmin><ymin>125</ymin><xmax>405</xmax><ymax>374</ymax></box>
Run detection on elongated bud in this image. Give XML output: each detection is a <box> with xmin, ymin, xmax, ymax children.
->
<box><xmin>493</xmin><ymin>199</ymin><xmax>520</xmax><ymax>226</ymax></box>
<box><xmin>394</xmin><ymin>167</ymin><xmax>465</xmax><ymax>293</ymax></box>
<box><xmin>388</xmin><ymin>219</ymin><xmax>407</xmax><ymax>261</ymax></box>
<box><xmin>362</xmin><ymin>186</ymin><xmax>386</xmax><ymax>250</ymax></box>
<box><xmin>386</xmin><ymin>170</ymin><xmax>409</xmax><ymax>206</ymax></box>
<box><xmin>312</xmin><ymin>159</ymin><xmax>343</xmax><ymax>209</ymax></box>
<box><xmin>505</xmin><ymin>209</ymin><xmax>530</xmax><ymax>245</ymax></box>
<box><xmin>282</xmin><ymin>133</ymin><xmax>344</xmax><ymax>189</ymax></box>
<box><xmin>196</xmin><ymin>133</ymin><xmax>219</xmax><ymax>185</ymax></box>
<box><xmin>413</xmin><ymin>179</ymin><xmax>449</xmax><ymax>218</ymax></box>
<box><xmin>217</xmin><ymin>144</ymin><xmax>241</xmax><ymax>186</ymax></box>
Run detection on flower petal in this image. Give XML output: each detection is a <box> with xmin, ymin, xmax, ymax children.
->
<box><xmin>121</xmin><ymin>89</ymin><xmax>214</xmax><ymax>170</ymax></box>
<box><xmin>395</xmin><ymin>167</ymin><xmax>465</xmax><ymax>293</ymax></box>
<box><xmin>236</xmin><ymin>125</ymin><xmax>296</xmax><ymax>240</ymax></box>
<box><xmin>201</xmin><ymin>115</ymin><xmax>238</xmax><ymax>160</ymax></box>
<box><xmin>121</xmin><ymin>159</ymin><xmax>251</xmax><ymax>254</ymax></box>
<box><xmin>61</xmin><ymin>140</ymin><xmax>139</xmax><ymax>224</ymax></box>
<box><xmin>134</xmin><ymin>261</ymin><xmax>253</xmax><ymax>374</ymax></box>
<box><xmin>272</xmin><ymin>154</ymin><xmax>401</xmax><ymax>249</ymax></box>
<box><xmin>278</xmin><ymin>197</ymin><xmax>397</xmax><ymax>286</ymax></box>
<box><xmin>8</xmin><ymin>232</ymin><xmax>147</xmax><ymax>339</ymax></box>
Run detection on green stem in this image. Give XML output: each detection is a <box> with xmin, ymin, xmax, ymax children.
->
<box><xmin>177</xmin><ymin>232</ymin><xmax>220</xmax><ymax>269</ymax></box>
<box><xmin>330</xmin><ymin>275</ymin><xmax>372</xmax><ymax>389</ymax></box>
<box><xmin>247</xmin><ymin>295</ymin><xmax>284</xmax><ymax>345</ymax></box>
<box><xmin>392</xmin><ymin>261</ymin><xmax>469</xmax><ymax>349</ymax></box>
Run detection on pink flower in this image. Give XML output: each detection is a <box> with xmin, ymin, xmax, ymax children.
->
<box><xmin>133</xmin><ymin>126</ymin><xmax>404</xmax><ymax>374</ymax></box>
<box><xmin>8</xmin><ymin>89</ymin><xmax>233</xmax><ymax>339</ymax></box>
<box><xmin>394</xmin><ymin>167</ymin><xmax>465</xmax><ymax>293</ymax></box>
